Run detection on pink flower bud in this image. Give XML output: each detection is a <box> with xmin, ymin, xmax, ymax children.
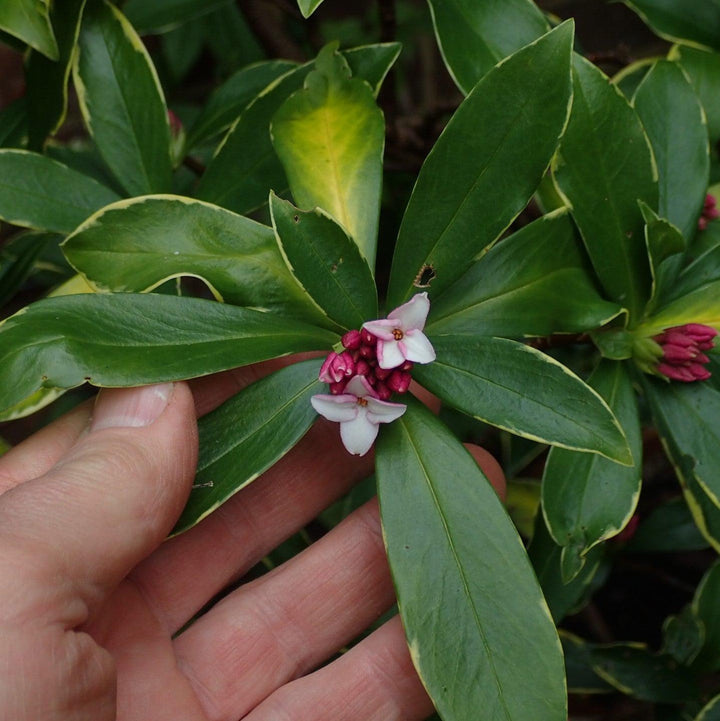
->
<box><xmin>319</xmin><ymin>351</ymin><xmax>355</xmax><ymax>384</ymax></box>
<box><xmin>361</xmin><ymin>329</ymin><xmax>377</xmax><ymax>345</ymax></box>
<box><xmin>359</xmin><ymin>344</ymin><xmax>375</xmax><ymax>359</ymax></box>
<box><xmin>355</xmin><ymin>359</ymin><xmax>371</xmax><ymax>376</ymax></box>
<box><xmin>341</xmin><ymin>329</ymin><xmax>362</xmax><ymax>350</ymax></box>
<box><xmin>374</xmin><ymin>366</ymin><xmax>392</xmax><ymax>381</ymax></box>
<box><xmin>387</xmin><ymin>370</ymin><xmax>411</xmax><ymax>393</ymax></box>
<box><xmin>400</xmin><ymin>360</ymin><xmax>414</xmax><ymax>371</ymax></box>
<box><xmin>330</xmin><ymin>380</ymin><xmax>348</xmax><ymax>394</ymax></box>
<box><xmin>658</xmin><ymin>363</ymin><xmax>695</xmax><ymax>382</ymax></box>
<box><xmin>654</xmin><ymin>323</ymin><xmax>716</xmax><ymax>382</ymax></box>
<box><xmin>375</xmin><ymin>381</ymin><xmax>391</xmax><ymax>401</ymax></box>
<box><xmin>662</xmin><ymin>343</ymin><xmax>698</xmax><ymax>363</ymax></box>
<box><xmin>684</xmin><ymin>324</ymin><xmax>718</xmax><ymax>344</ymax></box>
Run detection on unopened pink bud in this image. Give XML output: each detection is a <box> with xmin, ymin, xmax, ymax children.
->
<box><xmin>359</xmin><ymin>344</ymin><xmax>375</xmax><ymax>359</ymax></box>
<box><xmin>168</xmin><ymin>109</ymin><xmax>183</xmax><ymax>136</ymax></box>
<box><xmin>699</xmin><ymin>217</ymin><xmax>709</xmax><ymax>231</ymax></box>
<box><xmin>375</xmin><ymin>381</ymin><xmax>391</xmax><ymax>401</ymax></box>
<box><xmin>658</xmin><ymin>363</ymin><xmax>696</xmax><ymax>382</ymax></box>
<box><xmin>663</xmin><ymin>343</ymin><xmax>698</xmax><ymax>363</ymax></box>
<box><xmin>387</xmin><ymin>370</ymin><xmax>411</xmax><ymax>393</ymax></box>
<box><xmin>689</xmin><ymin>363</ymin><xmax>711</xmax><ymax>380</ymax></box>
<box><xmin>375</xmin><ymin>366</ymin><xmax>392</xmax><ymax>381</ymax></box>
<box><xmin>684</xmin><ymin>324</ymin><xmax>718</xmax><ymax>344</ymax></box>
<box><xmin>355</xmin><ymin>359</ymin><xmax>371</xmax><ymax>376</ymax></box>
<box><xmin>330</xmin><ymin>380</ymin><xmax>348</xmax><ymax>394</ymax></box>
<box><xmin>705</xmin><ymin>194</ymin><xmax>716</xmax><ymax>210</ymax></box>
<box><xmin>361</xmin><ymin>329</ymin><xmax>377</xmax><ymax>345</ymax></box>
<box><xmin>319</xmin><ymin>351</ymin><xmax>355</xmax><ymax>383</ymax></box>
<box><xmin>341</xmin><ymin>329</ymin><xmax>362</xmax><ymax>350</ymax></box>
<box><xmin>400</xmin><ymin>360</ymin><xmax>414</xmax><ymax>371</ymax></box>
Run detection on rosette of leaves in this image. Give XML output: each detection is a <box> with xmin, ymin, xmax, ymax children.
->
<box><xmin>3</xmin><ymin>0</ymin><xmax>718</xmax><ymax>717</ymax></box>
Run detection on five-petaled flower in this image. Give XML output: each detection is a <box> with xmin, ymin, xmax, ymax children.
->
<box><xmin>311</xmin><ymin>376</ymin><xmax>407</xmax><ymax>456</ymax></box>
<box><xmin>362</xmin><ymin>292</ymin><xmax>436</xmax><ymax>369</ymax></box>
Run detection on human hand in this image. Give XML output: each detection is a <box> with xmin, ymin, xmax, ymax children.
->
<box><xmin>0</xmin><ymin>362</ymin><xmax>505</xmax><ymax>721</ymax></box>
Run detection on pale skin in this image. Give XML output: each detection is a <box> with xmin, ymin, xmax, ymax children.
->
<box><xmin>0</xmin><ymin>359</ymin><xmax>505</xmax><ymax>721</ymax></box>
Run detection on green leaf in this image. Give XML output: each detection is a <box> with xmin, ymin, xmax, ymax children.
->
<box><xmin>0</xmin><ymin>97</ymin><xmax>28</xmax><ymax>148</ymax></box>
<box><xmin>528</xmin><ymin>511</ymin><xmax>607</xmax><ymax>623</ymax></box>
<box><xmin>26</xmin><ymin>0</ymin><xmax>86</xmax><ymax>150</ymax></box>
<box><xmin>590</xmin><ymin>644</ymin><xmax>699</xmax><ymax>703</ymax></box>
<box><xmin>542</xmin><ymin>361</ymin><xmax>641</xmax><ymax>578</ymax></box>
<box><xmin>427</xmin><ymin>0</ymin><xmax>549</xmax><ymax>94</ymax></box>
<box><xmin>173</xmin><ymin>359</ymin><xmax>322</xmax><ymax>535</ymax></box>
<box><xmin>196</xmin><ymin>43</ymin><xmax>399</xmax><ymax>216</ymax></box>
<box><xmin>201</xmin><ymin>4</ymin><xmax>264</xmax><ymax>76</ymax></box>
<box><xmin>74</xmin><ymin>0</ymin><xmax>172</xmax><ymax>196</ymax></box>
<box><xmin>639</xmin><ymin>279</ymin><xmax>720</xmax><ymax>334</ymax></box>
<box><xmin>561</xmin><ymin>632</ymin><xmax>614</xmax><ymax>694</ymax></box>
<box><xmin>613</xmin><ymin>57</ymin><xmax>655</xmax><ymax>100</ymax></box>
<box><xmin>0</xmin><ymin>232</ymin><xmax>53</xmax><ymax>308</ymax></box>
<box><xmin>639</xmin><ymin>202</ymin><xmax>686</xmax><ymax>314</ymax></box>
<box><xmin>624</xmin><ymin>0</ymin><xmax>720</xmax><ymax>52</ymax></box>
<box><xmin>376</xmin><ymin>398</ymin><xmax>566</xmax><ymax>721</ymax></box>
<box><xmin>186</xmin><ymin>60</ymin><xmax>297</xmax><ymax>151</ymax></box>
<box><xmin>628</xmin><ymin>497</ymin><xmax>709</xmax><ymax>553</ymax></box>
<box><xmin>387</xmin><ymin>21</ymin><xmax>574</xmax><ymax>308</ymax></box>
<box><xmin>633</xmin><ymin>60</ymin><xmax>709</xmax><ymax>241</ymax></box>
<box><xmin>554</xmin><ymin>54</ymin><xmax>658</xmax><ymax>322</ymax></box>
<box><xmin>123</xmin><ymin>0</ymin><xmax>232</xmax><ymax>33</ymax></box>
<box><xmin>415</xmin><ymin>335</ymin><xmax>632</xmax><ymax>463</ymax></box>
<box><xmin>0</xmin><ymin>293</ymin><xmax>337</xmax><ymax>416</ymax></box>
<box><xmin>697</xmin><ymin>694</ymin><xmax>720</xmax><ymax>720</ymax></box>
<box><xmin>691</xmin><ymin>560</ymin><xmax>720</xmax><ymax>671</ymax></box>
<box><xmin>662</xmin><ymin>606</ymin><xmax>705</xmax><ymax>665</ymax></box>
<box><xmin>427</xmin><ymin>209</ymin><xmax>623</xmax><ymax>337</ymax></box>
<box><xmin>62</xmin><ymin>195</ymin><xmax>332</xmax><ymax>327</ymax></box>
<box><xmin>643</xmin><ymin>376</ymin><xmax>720</xmax><ymax>509</ymax></box>
<box><xmin>0</xmin><ymin>0</ymin><xmax>58</xmax><ymax>59</ymax></box>
<box><xmin>297</xmin><ymin>0</ymin><xmax>324</xmax><ymax>18</ymax></box>
<box><xmin>269</xmin><ymin>193</ymin><xmax>377</xmax><ymax>330</ymax></box>
<box><xmin>666</xmin><ymin>245</ymin><xmax>720</xmax><ymax>304</ymax></box>
<box><xmin>271</xmin><ymin>44</ymin><xmax>385</xmax><ymax>265</ymax></box>
<box><xmin>0</xmin><ymin>149</ymin><xmax>121</xmax><ymax>233</ymax></box>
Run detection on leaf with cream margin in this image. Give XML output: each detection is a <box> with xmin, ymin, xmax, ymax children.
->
<box><xmin>0</xmin><ymin>0</ymin><xmax>57</xmax><ymax>59</ymax></box>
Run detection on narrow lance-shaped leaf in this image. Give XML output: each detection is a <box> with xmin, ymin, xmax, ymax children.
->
<box><xmin>196</xmin><ymin>43</ymin><xmax>399</xmax><ymax>217</ymax></box>
<box><xmin>427</xmin><ymin>209</ymin><xmax>623</xmax><ymax>337</ymax></box>
<box><xmin>697</xmin><ymin>695</ymin><xmax>720</xmax><ymax>721</ymax></box>
<box><xmin>270</xmin><ymin>193</ymin><xmax>377</xmax><ymax>331</ymax></box>
<box><xmin>554</xmin><ymin>53</ymin><xmax>658</xmax><ymax>322</ymax></box>
<box><xmin>271</xmin><ymin>43</ymin><xmax>385</xmax><ymax>266</ymax></box>
<box><xmin>62</xmin><ymin>195</ymin><xmax>333</xmax><ymax>328</ymax></box>
<box><xmin>427</xmin><ymin>0</ymin><xmax>549</xmax><ymax>94</ymax></box>
<box><xmin>74</xmin><ymin>0</ymin><xmax>172</xmax><ymax>196</ymax></box>
<box><xmin>0</xmin><ymin>98</ymin><xmax>28</xmax><ymax>149</ymax></box>
<box><xmin>690</xmin><ymin>560</ymin><xmax>720</xmax><ymax>672</ymax></box>
<box><xmin>633</xmin><ymin>60</ymin><xmax>709</xmax><ymax>241</ymax></box>
<box><xmin>542</xmin><ymin>361</ymin><xmax>641</xmax><ymax>582</ymax></box>
<box><xmin>173</xmin><ymin>358</ymin><xmax>323</xmax><ymax>535</ymax></box>
<box><xmin>26</xmin><ymin>0</ymin><xmax>87</xmax><ymax>150</ymax></box>
<box><xmin>0</xmin><ymin>149</ymin><xmax>121</xmax><ymax>234</ymax></box>
<box><xmin>0</xmin><ymin>0</ymin><xmax>58</xmax><ymax>59</ymax></box>
<box><xmin>623</xmin><ymin>0</ymin><xmax>720</xmax><ymax>52</ymax></box>
<box><xmin>415</xmin><ymin>335</ymin><xmax>632</xmax><ymax>464</ymax></box>
<box><xmin>123</xmin><ymin>0</ymin><xmax>232</xmax><ymax>34</ymax></box>
<box><xmin>296</xmin><ymin>0</ymin><xmax>324</xmax><ymax>18</ymax></box>
<box><xmin>376</xmin><ymin>398</ymin><xmax>566</xmax><ymax>721</ymax></box>
<box><xmin>636</xmin><ymin>278</ymin><xmax>720</xmax><ymax>334</ymax></box>
<box><xmin>387</xmin><ymin>21</ymin><xmax>574</xmax><ymax>308</ymax></box>
<box><xmin>0</xmin><ymin>293</ymin><xmax>338</xmax><ymax>416</ymax></box>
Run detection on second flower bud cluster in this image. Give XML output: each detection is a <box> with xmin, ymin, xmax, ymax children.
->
<box><xmin>319</xmin><ymin>328</ymin><xmax>413</xmax><ymax>400</ymax></box>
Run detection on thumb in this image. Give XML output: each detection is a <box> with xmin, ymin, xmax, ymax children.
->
<box><xmin>0</xmin><ymin>382</ymin><xmax>198</xmax><ymax>624</ymax></box>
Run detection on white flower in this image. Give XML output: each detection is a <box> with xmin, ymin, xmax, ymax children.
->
<box><xmin>310</xmin><ymin>376</ymin><xmax>406</xmax><ymax>456</ymax></box>
<box><xmin>362</xmin><ymin>292</ymin><xmax>436</xmax><ymax>369</ymax></box>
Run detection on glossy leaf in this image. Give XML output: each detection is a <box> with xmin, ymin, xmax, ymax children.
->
<box><xmin>590</xmin><ymin>645</ymin><xmax>699</xmax><ymax>703</ymax></box>
<box><xmin>297</xmin><ymin>0</ymin><xmax>324</xmax><ymax>18</ymax></box>
<box><xmin>376</xmin><ymin>398</ymin><xmax>566</xmax><ymax>721</ymax></box>
<box><xmin>554</xmin><ymin>54</ymin><xmax>657</xmax><ymax>322</ymax></box>
<box><xmin>271</xmin><ymin>44</ymin><xmax>384</xmax><ymax>265</ymax></box>
<box><xmin>0</xmin><ymin>232</ymin><xmax>53</xmax><ymax>308</ymax></box>
<box><xmin>613</xmin><ymin>57</ymin><xmax>654</xmax><ymax>100</ymax></box>
<box><xmin>123</xmin><ymin>0</ymin><xmax>232</xmax><ymax>33</ymax></box>
<box><xmin>624</xmin><ymin>0</ymin><xmax>720</xmax><ymax>51</ymax></box>
<box><xmin>0</xmin><ymin>293</ymin><xmax>337</xmax><ymax>416</ymax></box>
<box><xmin>0</xmin><ymin>149</ymin><xmax>121</xmax><ymax>233</ymax></box>
<box><xmin>542</xmin><ymin>361</ymin><xmax>641</xmax><ymax>578</ymax></box>
<box><xmin>74</xmin><ymin>0</ymin><xmax>172</xmax><ymax>196</ymax></box>
<box><xmin>697</xmin><ymin>695</ymin><xmax>720</xmax><ymax>721</ymax></box>
<box><xmin>26</xmin><ymin>0</ymin><xmax>86</xmax><ymax>149</ymax></box>
<box><xmin>643</xmin><ymin>376</ymin><xmax>720</xmax><ymax>508</ymax></box>
<box><xmin>691</xmin><ymin>561</ymin><xmax>720</xmax><ymax>671</ymax></box>
<box><xmin>662</xmin><ymin>606</ymin><xmax>704</xmax><ymax>665</ymax></box>
<box><xmin>196</xmin><ymin>43</ymin><xmax>399</xmax><ymax>216</ymax></box>
<box><xmin>270</xmin><ymin>193</ymin><xmax>377</xmax><ymax>330</ymax></box>
<box><xmin>633</xmin><ymin>60</ymin><xmax>709</xmax><ymax>240</ymax></box>
<box><xmin>427</xmin><ymin>0</ymin><xmax>549</xmax><ymax>94</ymax></box>
<box><xmin>0</xmin><ymin>97</ymin><xmax>27</xmax><ymax>148</ymax></box>
<box><xmin>628</xmin><ymin>497</ymin><xmax>709</xmax><ymax>553</ymax></box>
<box><xmin>427</xmin><ymin>209</ymin><xmax>623</xmax><ymax>337</ymax></box>
<box><xmin>666</xmin><ymin>244</ymin><xmax>720</xmax><ymax>304</ymax></box>
<box><xmin>387</xmin><ymin>22</ymin><xmax>574</xmax><ymax>307</ymax></box>
<box><xmin>173</xmin><ymin>359</ymin><xmax>322</xmax><ymax>535</ymax></box>
<box><xmin>639</xmin><ymin>278</ymin><xmax>720</xmax><ymax>334</ymax></box>
<box><xmin>0</xmin><ymin>0</ymin><xmax>57</xmax><ymax>59</ymax></box>
<box><xmin>561</xmin><ymin>633</ymin><xmax>614</xmax><ymax>694</ymax></box>
<box><xmin>186</xmin><ymin>60</ymin><xmax>297</xmax><ymax>151</ymax></box>
<box><xmin>62</xmin><ymin>195</ymin><xmax>331</xmax><ymax>327</ymax></box>
<box><xmin>415</xmin><ymin>335</ymin><xmax>632</xmax><ymax>463</ymax></box>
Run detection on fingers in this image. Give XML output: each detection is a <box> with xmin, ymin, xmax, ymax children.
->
<box><xmin>244</xmin><ymin>616</ymin><xmax>434</xmax><ymax>721</ymax></box>
<box><xmin>0</xmin><ymin>382</ymin><xmax>198</xmax><ymax>624</ymax></box>
<box><xmin>173</xmin><ymin>498</ymin><xmax>396</xmax><ymax>721</ymax></box>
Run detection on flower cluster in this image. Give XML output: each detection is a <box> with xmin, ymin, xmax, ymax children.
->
<box><xmin>698</xmin><ymin>194</ymin><xmax>720</xmax><ymax>232</ymax></box>
<box><xmin>654</xmin><ymin>323</ymin><xmax>717</xmax><ymax>382</ymax></box>
<box><xmin>311</xmin><ymin>293</ymin><xmax>436</xmax><ymax>455</ymax></box>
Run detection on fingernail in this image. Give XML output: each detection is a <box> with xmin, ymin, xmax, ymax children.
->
<box><xmin>91</xmin><ymin>383</ymin><xmax>174</xmax><ymax>431</ymax></box>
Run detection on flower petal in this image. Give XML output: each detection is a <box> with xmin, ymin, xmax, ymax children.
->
<box><xmin>345</xmin><ymin>375</ymin><xmax>377</xmax><ymax>398</ymax></box>
<box><xmin>362</xmin><ymin>318</ymin><xmax>396</xmax><ymax>341</ymax></box>
<box><xmin>311</xmin><ymin>394</ymin><xmax>359</xmax><ymax>423</ymax></box>
<box><xmin>365</xmin><ymin>398</ymin><xmax>407</xmax><ymax>424</ymax></box>
<box><xmin>388</xmin><ymin>292</ymin><xmax>430</xmax><ymax>331</ymax></box>
<box><xmin>340</xmin><ymin>410</ymin><xmax>379</xmax><ymax>456</ymax></box>
<box><xmin>400</xmin><ymin>329</ymin><xmax>436</xmax><ymax>364</ymax></box>
<box><xmin>377</xmin><ymin>339</ymin><xmax>405</xmax><ymax>369</ymax></box>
